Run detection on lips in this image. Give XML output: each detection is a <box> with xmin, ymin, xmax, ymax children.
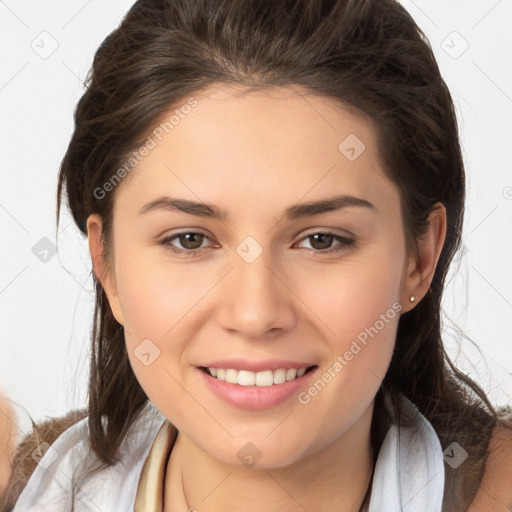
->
<box><xmin>196</xmin><ymin>362</ymin><xmax>319</xmax><ymax>410</ymax></box>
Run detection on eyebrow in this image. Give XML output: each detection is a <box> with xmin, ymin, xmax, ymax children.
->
<box><xmin>139</xmin><ymin>194</ymin><xmax>376</xmax><ymax>221</ymax></box>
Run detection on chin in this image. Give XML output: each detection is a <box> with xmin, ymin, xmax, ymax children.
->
<box><xmin>199</xmin><ymin>436</ymin><xmax>312</xmax><ymax>470</ymax></box>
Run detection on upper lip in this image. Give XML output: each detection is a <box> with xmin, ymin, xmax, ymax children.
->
<box><xmin>198</xmin><ymin>359</ymin><xmax>317</xmax><ymax>372</ymax></box>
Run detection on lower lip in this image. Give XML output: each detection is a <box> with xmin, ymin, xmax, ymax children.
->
<box><xmin>197</xmin><ymin>367</ymin><xmax>318</xmax><ymax>410</ymax></box>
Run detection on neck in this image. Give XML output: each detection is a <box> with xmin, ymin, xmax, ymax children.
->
<box><xmin>164</xmin><ymin>402</ymin><xmax>375</xmax><ymax>512</ymax></box>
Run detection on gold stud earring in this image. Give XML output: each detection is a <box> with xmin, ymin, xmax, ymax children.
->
<box><xmin>409</xmin><ymin>296</ymin><xmax>415</xmax><ymax>302</ymax></box>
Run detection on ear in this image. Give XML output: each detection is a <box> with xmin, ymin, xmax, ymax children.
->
<box><xmin>86</xmin><ymin>214</ymin><xmax>124</xmax><ymax>326</ymax></box>
<box><xmin>401</xmin><ymin>202</ymin><xmax>447</xmax><ymax>313</ymax></box>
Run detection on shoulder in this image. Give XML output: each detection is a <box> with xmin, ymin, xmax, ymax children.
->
<box><xmin>468</xmin><ymin>425</ymin><xmax>512</xmax><ymax>512</ymax></box>
<box><xmin>0</xmin><ymin>409</ymin><xmax>87</xmax><ymax>512</ymax></box>
<box><xmin>0</xmin><ymin>392</ymin><xmax>18</xmax><ymax>493</ymax></box>
<box><xmin>1</xmin><ymin>402</ymin><xmax>168</xmax><ymax>512</ymax></box>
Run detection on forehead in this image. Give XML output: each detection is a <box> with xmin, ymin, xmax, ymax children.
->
<box><xmin>114</xmin><ymin>83</ymin><xmax>398</xmax><ymax>217</ymax></box>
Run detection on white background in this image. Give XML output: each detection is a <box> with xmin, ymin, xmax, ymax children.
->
<box><xmin>0</xmin><ymin>0</ymin><xmax>511</xmax><ymax>437</ymax></box>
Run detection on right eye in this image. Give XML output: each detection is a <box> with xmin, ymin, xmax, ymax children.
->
<box><xmin>160</xmin><ymin>231</ymin><xmax>215</xmax><ymax>257</ymax></box>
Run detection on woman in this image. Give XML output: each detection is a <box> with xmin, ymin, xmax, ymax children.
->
<box><xmin>2</xmin><ymin>0</ymin><xmax>511</xmax><ymax>510</ymax></box>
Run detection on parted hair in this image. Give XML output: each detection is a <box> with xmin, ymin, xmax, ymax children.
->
<box><xmin>2</xmin><ymin>1</ymin><xmax>511</xmax><ymax>510</ymax></box>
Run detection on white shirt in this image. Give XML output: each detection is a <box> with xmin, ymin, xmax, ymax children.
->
<box><xmin>12</xmin><ymin>393</ymin><xmax>445</xmax><ymax>511</ymax></box>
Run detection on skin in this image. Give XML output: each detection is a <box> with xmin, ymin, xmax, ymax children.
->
<box><xmin>87</xmin><ymin>84</ymin><xmax>446</xmax><ymax>511</ymax></box>
<box><xmin>468</xmin><ymin>426</ymin><xmax>512</xmax><ymax>512</ymax></box>
<box><xmin>0</xmin><ymin>390</ymin><xmax>17</xmax><ymax>495</ymax></box>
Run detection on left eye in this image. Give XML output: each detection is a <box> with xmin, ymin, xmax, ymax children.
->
<box><xmin>295</xmin><ymin>232</ymin><xmax>355</xmax><ymax>253</ymax></box>
<box><xmin>159</xmin><ymin>231</ymin><xmax>355</xmax><ymax>256</ymax></box>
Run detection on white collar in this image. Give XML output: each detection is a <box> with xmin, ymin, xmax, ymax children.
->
<box><xmin>13</xmin><ymin>393</ymin><xmax>444</xmax><ymax>511</ymax></box>
<box><xmin>368</xmin><ymin>393</ymin><xmax>445</xmax><ymax>511</ymax></box>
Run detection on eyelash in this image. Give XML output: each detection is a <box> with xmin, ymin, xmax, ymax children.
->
<box><xmin>159</xmin><ymin>231</ymin><xmax>356</xmax><ymax>257</ymax></box>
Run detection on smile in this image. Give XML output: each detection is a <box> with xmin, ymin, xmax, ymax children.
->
<box><xmin>202</xmin><ymin>366</ymin><xmax>317</xmax><ymax>386</ymax></box>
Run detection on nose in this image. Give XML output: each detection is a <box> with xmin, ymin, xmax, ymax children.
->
<box><xmin>216</xmin><ymin>247</ymin><xmax>297</xmax><ymax>340</ymax></box>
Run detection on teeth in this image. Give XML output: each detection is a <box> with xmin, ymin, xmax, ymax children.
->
<box><xmin>207</xmin><ymin>367</ymin><xmax>310</xmax><ymax>386</ymax></box>
<box><xmin>273</xmin><ymin>368</ymin><xmax>286</xmax><ymax>384</ymax></box>
<box><xmin>286</xmin><ymin>368</ymin><xmax>297</xmax><ymax>380</ymax></box>
<box><xmin>225</xmin><ymin>369</ymin><xmax>238</xmax><ymax>384</ymax></box>
<box><xmin>238</xmin><ymin>370</ymin><xmax>256</xmax><ymax>386</ymax></box>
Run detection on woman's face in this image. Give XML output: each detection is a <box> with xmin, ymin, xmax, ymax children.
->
<box><xmin>93</xmin><ymin>84</ymin><xmax>417</xmax><ymax>468</ymax></box>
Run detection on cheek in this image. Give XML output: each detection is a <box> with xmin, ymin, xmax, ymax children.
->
<box><xmin>299</xmin><ymin>246</ymin><xmax>404</xmax><ymax>346</ymax></box>
<box><xmin>109</xmin><ymin>234</ymin><xmax>181</xmax><ymax>378</ymax></box>
<box><xmin>115</xmin><ymin>261</ymin><xmax>198</xmax><ymax>413</ymax></box>
<box><xmin>111</xmin><ymin>240</ymin><xmax>227</xmax><ymax>410</ymax></box>
<box><xmin>114</xmin><ymin>236</ymin><xmax>211</xmax><ymax>341</ymax></box>
<box><xmin>292</xmin><ymin>246</ymin><xmax>404</xmax><ymax>405</ymax></box>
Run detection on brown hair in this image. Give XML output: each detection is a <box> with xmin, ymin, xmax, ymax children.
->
<box><xmin>12</xmin><ymin>0</ymin><xmax>511</xmax><ymax>508</ymax></box>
